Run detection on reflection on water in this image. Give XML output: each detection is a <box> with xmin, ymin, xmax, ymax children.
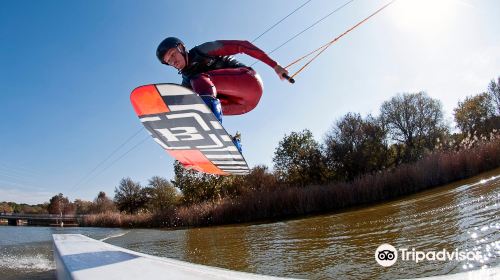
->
<box><xmin>185</xmin><ymin>226</ymin><xmax>252</xmax><ymax>271</ymax></box>
<box><xmin>1</xmin><ymin>169</ymin><xmax>499</xmax><ymax>280</ymax></box>
<box><xmin>109</xmin><ymin>169</ymin><xmax>500</xmax><ymax>279</ymax></box>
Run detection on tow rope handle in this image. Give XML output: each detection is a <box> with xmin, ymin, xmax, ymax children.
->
<box><xmin>282</xmin><ymin>73</ymin><xmax>295</xmax><ymax>84</ymax></box>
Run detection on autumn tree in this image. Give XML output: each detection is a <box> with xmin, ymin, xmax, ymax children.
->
<box><xmin>241</xmin><ymin>165</ymin><xmax>278</xmax><ymax>193</ymax></box>
<box><xmin>324</xmin><ymin>113</ymin><xmax>389</xmax><ymax>181</ymax></box>
<box><xmin>488</xmin><ymin>77</ymin><xmax>500</xmax><ymax>115</ymax></box>
<box><xmin>74</xmin><ymin>199</ymin><xmax>92</xmax><ymax>215</ymax></box>
<box><xmin>92</xmin><ymin>191</ymin><xmax>116</xmax><ymax>213</ymax></box>
<box><xmin>215</xmin><ymin>165</ymin><xmax>279</xmax><ymax>197</ymax></box>
<box><xmin>20</xmin><ymin>204</ymin><xmax>47</xmax><ymax>214</ymax></box>
<box><xmin>380</xmin><ymin>92</ymin><xmax>448</xmax><ymax>163</ymax></box>
<box><xmin>114</xmin><ymin>178</ymin><xmax>147</xmax><ymax>214</ymax></box>
<box><xmin>144</xmin><ymin>176</ymin><xmax>177</xmax><ymax>214</ymax></box>
<box><xmin>454</xmin><ymin>92</ymin><xmax>496</xmax><ymax>136</ymax></box>
<box><xmin>48</xmin><ymin>193</ymin><xmax>75</xmax><ymax>215</ymax></box>
<box><xmin>0</xmin><ymin>202</ymin><xmax>13</xmax><ymax>214</ymax></box>
<box><xmin>273</xmin><ymin>129</ymin><xmax>328</xmax><ymax>187</ymax></box>
<box><xmin>171</xmin><ymin>161</ymin><xmax>227</xmax><ymax>204</ymax></box>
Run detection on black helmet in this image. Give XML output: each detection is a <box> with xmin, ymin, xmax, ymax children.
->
<box><xmin>156</xmin><ymin>37</ymin><xmax>184</xmax><ymax>64</ymax></box>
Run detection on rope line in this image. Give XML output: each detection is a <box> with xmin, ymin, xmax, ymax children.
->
<box><xmin>268</xmin><ymin>0</ymin><xmax>355</xmax><ymax>56</ymax></box>
<box><xmin>81</xmin><ymin>135</ymin><xmax>151</xmax><ymax>185</ymax></box>
<box><xmin>70</xmin><ymin>127</ymin><xmax>145</xmax><ymax>191</ymax></box>
<box><xmin>286</xmin><ymin>0</ymin><xmax>396</xmax><ymax>79</ymax></box>
<box><xmin>285</xmin><ymin>0</ymin><xmax>397</xmax><ymax>79</ymax></box>
<box><xmin>251</xmin><ymin>0</ymin><xmax>313</xmax><ymax>43</ymax></box>
<box><xmin>251</xmin><ymin>0</ymin><xmax>355</xmax><ymax>67</ymax></box>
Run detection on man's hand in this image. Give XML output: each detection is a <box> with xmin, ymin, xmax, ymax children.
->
<box><xmin>274</xmin><ymin>65</ymin><xmax>289</xmax><ymax>81</ymax></box>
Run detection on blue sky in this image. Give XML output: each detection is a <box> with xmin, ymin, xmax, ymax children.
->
<box><xmin>1</xmin><ymin>0</ymin><xmax>499</xmax><ymax>204</ymax></box>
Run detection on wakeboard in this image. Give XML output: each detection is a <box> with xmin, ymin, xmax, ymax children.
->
<box><xmin>130</xmin><ymin>83</ymin><xmax>250</xmax><ymax>175</ymax></box>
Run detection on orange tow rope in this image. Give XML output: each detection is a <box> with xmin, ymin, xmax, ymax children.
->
<box><xmin>285</xmin><ymin>0</ymin><xmax>396</xmax><ymax>81</ymax></box>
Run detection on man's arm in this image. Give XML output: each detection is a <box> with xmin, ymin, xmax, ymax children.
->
<box><xmin>196</xmin><ymin>40</ymin><xmax>278</xmax><ymax>68</ymax></box>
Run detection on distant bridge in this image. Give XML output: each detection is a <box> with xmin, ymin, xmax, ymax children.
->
<box><xmin>0</xmin><ymin>213</ymin><xmax>83</xmax><ymax>226</ymax></box>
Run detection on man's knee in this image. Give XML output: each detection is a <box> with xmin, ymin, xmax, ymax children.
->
<box><xmin>190</xmin><ymin>74</ymin><xmax>217</xmax><ymax>97</ymax></box>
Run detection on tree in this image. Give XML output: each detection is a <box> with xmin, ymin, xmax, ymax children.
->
<box><xmin>20</xmin><ymin>204</ymin><xmax>47</xmax><ymax>214</ymax></box>
<box><xmin>11</xmin><ymin>203</ymin><xmax>22</xmax><ymax>213</ymax></box>
<box><xmin>114</xmin><ymin>178</ymin><xmax>147</xmax><ymax>214</ymax></box>
<box><xmin>273</xmin><ymin>129</ymin><xmax>328</xmax><ymax>187</ymax></box>
<box><xmin>241</xmin><ymin>165</ymin><xmax>278</xmax><ymax>193</ymax></box>
<box><xmin>488</xmin><ymin>77</ymin><xmax>500</xmax><ymax>115</ymax></box>
<box><xmin>324</xmin><ymin>113</ymin><xmax>389</xmax><ymax>181</ymax></box>
<box><xmin>454</xmin><ymin>92</ymin><xmax>496</xmax><ymax>136</ymax></box>
<box><xmin>380</xmin><ymin>92</ymin><xmax>448</xmax><ymax>163</ymax></box>
<box><xmin>0</xmin><ymin>202</ymin><xmax>13</xmax><ymax>214</ymax></box>
<box><xmin>144</xmin><ymin>176</ymin><xmax>177</xmax><ymax>214</ymax></box>
<box><xmin>74</xmin><ymin>199</ymin><xmax>92</xmax><ymax>215</ymax></box>
<box><xmin>92</xmin><ymin>191</ymin><xmax>116</xmax><ymax>213</ymax></box>
<box><xmin>48</xmin><ymin>193</ymin><xmax>75</xmax><ymax>215</ymax></box>
<box><xmin>171</xmin><ymin>161</ymin><xmax>227</xmax><ymax>204</ymax></box>
<box><xmin>212</xmin><ymin>165</ymin><xmax>279</xmax><ymax>197</ymax></box>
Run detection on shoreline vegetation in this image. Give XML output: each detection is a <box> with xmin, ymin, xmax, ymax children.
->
<box><xmin>2</xmin><ymin>77</ymin><xmax>499</xmax><ymax>229</ymax></box>
<box><xmin>81</xmin><ymin>139</ymin><xmax>499</xmax><ymax>228</ymax></box>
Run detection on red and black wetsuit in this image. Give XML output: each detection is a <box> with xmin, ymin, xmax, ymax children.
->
<box><xmin>180</xmin><ymin>40</ymin><xmax>277</xmax><ymax>115</ymax></box>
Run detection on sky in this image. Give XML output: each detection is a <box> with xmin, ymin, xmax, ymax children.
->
<box><xmin>1</xmin><ymin>0</ymin><xmax>499</xmax><ymax>204</ymax></box>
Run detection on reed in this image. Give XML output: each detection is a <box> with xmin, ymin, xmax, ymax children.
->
<box><xmin>82</xmin><ymin>211</ymin><xmax>153</xmax><ymax>228</ymax></box>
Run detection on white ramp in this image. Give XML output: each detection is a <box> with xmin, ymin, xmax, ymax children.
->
<box><xmin>52</xmin><ymin>234</ymin><xmax>294</xmax><ymax>280</ymax></box>
<box><xmin>405</xmin><ymin>266</ymin><xmax>500</xmax><ymax>280</ymax></box>
<box><xmin>53</xmin><ymin>234</ymin><xmax>499</xmax><ymax>280</ymax></box>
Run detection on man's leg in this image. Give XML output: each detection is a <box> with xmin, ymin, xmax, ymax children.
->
<box><xmin>190</xmin><ymin>67</ymin><xmax>264</xmax><ymax>116</ymax></box>
<box><xmin>189</xmin><ymin>68</ymin><xmax>264</xmax><ymax>153</ymax></box>
<box><xmin>190</xmin><ymin>73</ymin><xmax>223</xmax><ymax>123</ymax></box>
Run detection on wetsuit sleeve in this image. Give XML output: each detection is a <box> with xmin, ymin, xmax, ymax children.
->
<box><xmin>196</xmin><ymin>40</ymin><xmax>278</xmax><ymax>68</ymax></box>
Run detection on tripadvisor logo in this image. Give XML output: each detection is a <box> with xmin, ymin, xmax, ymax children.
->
<box><xmin>375</xmin><ymin>243</ymin><xmax>482</xmax><ymax>267</ymax></box>
<box><xmin>375</xmin><ymin>244</ymin><xmax>398</xmax><ymax>267</ymax></box>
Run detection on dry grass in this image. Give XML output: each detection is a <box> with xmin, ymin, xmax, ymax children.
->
<box><xmin>82</xmin><ymin>211</ymin><xmax>153</xmax><ymax>228</ymax></box>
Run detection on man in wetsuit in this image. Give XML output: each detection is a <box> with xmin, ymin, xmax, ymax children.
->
<box><xmin>156</xmin><ymin>37</ymin><xmax>289</xmax><ymax>152</ymax></box>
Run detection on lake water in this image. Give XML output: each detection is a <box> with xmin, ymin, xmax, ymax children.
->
<box><xmin>1</xmin><ymin>170</ymin><xmax>499</xmax><ymax>279</ymax></box>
